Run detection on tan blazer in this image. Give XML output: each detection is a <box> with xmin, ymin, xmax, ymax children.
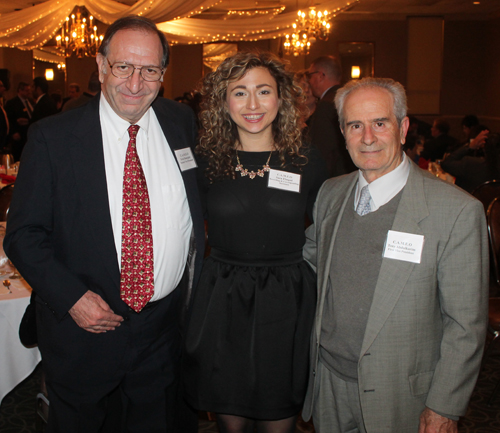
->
<box><xmin>303</xmin><ymin>162</ymin><xmax>489</xmax><ymax>432</ymax></box>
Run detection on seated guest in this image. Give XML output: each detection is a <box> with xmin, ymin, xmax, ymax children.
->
<box><xmin>420</xmin><ymin>118</ymin><xmax>459</xmax><ymax>162</ymax></box>
<box><xmin>441</xmin><ymin>132</ymin><xmax>499</xmax><ymax>193</ymax></box>
<box><xmin>461</xmin><ymin>114</ymin><xmax>480</xmax><ymax>143</ymax></box>
<box><xmin>468</xmin><ymin>124</ymin><xmax>489</xmax><ymax>157</ymax></box>
<box><xmin>403</xmin><ymin>134</ymin><xmax>424</xmax><ymax>165</ymax></box>
<box><xmin>407</xmin><ymin>115</ymin><xmax>432</xmax><ymax>140</ymax></box>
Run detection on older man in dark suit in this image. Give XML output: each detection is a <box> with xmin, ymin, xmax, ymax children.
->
<box><xmin>5</xmin><ymin>16</ymin><xmax>204</xmax><ymax>433</ymax></box>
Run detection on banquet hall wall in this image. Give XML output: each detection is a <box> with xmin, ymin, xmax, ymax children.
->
<box><xmin>0</xmin><ymin>16</ymin><xmax>498</xmax><ymax>137</ymax></box>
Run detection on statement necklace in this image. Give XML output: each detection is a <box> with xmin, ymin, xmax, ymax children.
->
<box><xmin>235</xmin><ymin>151</ymin><xmax>272</xmax><ymax>179</ymax></box>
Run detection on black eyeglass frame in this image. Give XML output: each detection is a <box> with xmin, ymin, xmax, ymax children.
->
<box><xmin>305</xmin><ymin>71</ymin><xmax>321</xmax><ymax>79</ymax></box>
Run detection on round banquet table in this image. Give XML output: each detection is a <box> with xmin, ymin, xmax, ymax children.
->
<box><xmin>0</xmin><ymin>224</ymin><xmax>41</xmax><ymax>404</ymax></box>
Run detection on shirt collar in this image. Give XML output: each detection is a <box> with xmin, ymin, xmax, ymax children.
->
<box><xmin>320</xmin><ymin>86</ymin><xmax>334</xmax><ymax>100</ymax></box>
<box><xmin>355</xmin><ymin>153</ymin><xmax>410</xmax><ymax>212</ymax></box>
<box><xmin>100</xmin><ymin>92</ymin><xmax>151</xmax><ymax>142</ymax></box>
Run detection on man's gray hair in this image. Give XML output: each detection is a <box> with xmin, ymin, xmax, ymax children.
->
<box><xmin>310</xmin><ymin>55</ymin><xmax>342</xmax><ymax>82</ymax></box>
<box><xmin>335</xmin><ymin>77</ymin><xmax>407</xmax><ymax>130</ymax></box>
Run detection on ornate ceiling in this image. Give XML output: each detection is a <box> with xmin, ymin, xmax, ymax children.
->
<box><xmin>0</xmin><ymin>0</ymin><xmax>498</xmax><ymax>55</ymax></box>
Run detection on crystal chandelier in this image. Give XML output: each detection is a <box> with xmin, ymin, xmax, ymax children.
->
<box><xmin>55</xmin><ymin>7</ymin><xmax>104</xmax><ymax>58</ymax></box>
<box><xmin>284</xmin><ymin>7</ymin><xmax>332</xmax><ymax>56</ymax></box>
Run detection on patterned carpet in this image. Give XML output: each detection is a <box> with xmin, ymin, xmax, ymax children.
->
<box><xmin>1</xmin><ymin>345</ymin><xmax>500</xmax><ymax>433</ymax></box>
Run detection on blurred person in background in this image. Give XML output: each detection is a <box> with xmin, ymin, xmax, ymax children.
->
<box><xmin>441</xmin><ymin>130</ymin><xmax>497</xmax><ymax>193</ymax></box>
<box><xmin>5</xmin><ymin>82</ymin><xmax>32</xmax><ymax>161</ymax></box>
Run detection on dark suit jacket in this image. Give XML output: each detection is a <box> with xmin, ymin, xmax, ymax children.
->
<box><xmin>5</xmin><ymin>95</ymin><xmax>30</xmax><ymax>160</ymax></box>
<box><xmin>4</xmin><ymin>93</ymin><xmax>205</xmax><ymax>373</ymax></box>
<box><xmin>307</xmin><ymin>85</ymin><xmax>356</xmax><ymax>178</ymax></box>
<box><xmin>30</xmin><ymin>93</ymin><xmax>58</xmax><ymax>124</ymax></box>
<box><xmin>5</xmin><ymin>95</ymin><xmax>30</xmax><ymax>135</ymax></box>
<box><xmin>420</xmin><ymin>133</ymin><xmax>459</xmax><ymax>161</ymax></box>
<box><xmin>441</xmin><ymin>145</ymin><xmax>495</xmax><ymax>193</ymax></box>
<box><xmin>0</xmin><ymin>105</ymin><xmax>7</xmax><ymax>150</ymax></box>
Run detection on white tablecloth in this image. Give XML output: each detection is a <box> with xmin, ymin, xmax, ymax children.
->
<box><xmin>0</xmin><ymin>259</ymin><xmax>41</xmax><ymax>404</ymax></box>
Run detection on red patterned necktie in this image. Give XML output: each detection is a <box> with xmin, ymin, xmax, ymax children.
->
<box><xmin>120</xmin><ymin>124</ymin><xmax>154</xmax><ymax>312</ymax></box>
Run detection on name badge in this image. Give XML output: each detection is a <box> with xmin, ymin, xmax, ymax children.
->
<box><xmin>383</xmin><ymin>230</ymin><xmax>424</xmax><ymax>264</ymax></box>
<box><xmin>268</xmin><ymin>169</ymin><xmax>301</xmax><ymax>193</ymax></box>
<box><xmin>174</xmin><ymin>148</ymin><xmax>197</xmax><ymax>171</ymax></box>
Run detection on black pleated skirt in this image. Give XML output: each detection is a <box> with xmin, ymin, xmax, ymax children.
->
<box><xmin>183</xmin><ymin>249</ymin><xmax>317</xmax><ymax>420</ymax></box>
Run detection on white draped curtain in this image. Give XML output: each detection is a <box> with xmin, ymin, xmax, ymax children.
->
<box><xmin>0</xmin><ymin>0</ymin><xmax>355</xmax><ymax>51</ymax></box>
<box><xmin>203</xmin><ymin>43</ymin><xmax>238</xmax><ymax>71</ymax></box>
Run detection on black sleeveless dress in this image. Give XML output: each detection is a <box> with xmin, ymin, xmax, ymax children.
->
<box><xmin>183</xmin><ymin>148</ymin><xmax>328</xmax><ymax>420</ymax></box>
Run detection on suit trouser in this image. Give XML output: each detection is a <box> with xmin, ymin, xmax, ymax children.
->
<box><xmin>38</xmin><ymin>287</ymin><xmax>182</xmax><ymax>433</ymax></box>
<box><xmin>312</xmin><ymin>360</ymin><xmax>367</xmax><ymax>433</ymax></box>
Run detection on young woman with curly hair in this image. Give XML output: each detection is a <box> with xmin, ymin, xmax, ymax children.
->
<box><xmin>183</xmin><ymin>51</ymin><xmax>328</xmax><ymax>433</ymax></box>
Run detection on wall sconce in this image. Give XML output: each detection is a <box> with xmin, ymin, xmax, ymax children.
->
<box><xmin>45</xmin><ymin>69</ymin><xmax>54</xmax><ymax>81</ymax></box>
<box><xmin>351</xmin><ymin>66</ymin><xmax>360</xmax><ymax>79</ymax></box>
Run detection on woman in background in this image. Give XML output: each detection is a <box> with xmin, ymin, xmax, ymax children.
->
<box><xmin>183</xmin><ymin>52</ymin><xmax>328</xmax><ymax>433</ymax></box>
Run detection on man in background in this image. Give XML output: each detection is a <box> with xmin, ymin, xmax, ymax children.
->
<box><xmin>420</xmin><ymin>118</ymin><xmax>459</xmax><ymax>162</ymax></box>
<box><xmin>5</xmin><ymin>81</ymin><xmax>32</xmax><ymax>161</ymax></box>
<box><xmin>0</xmin><ymin>80</ymin><xmax>8</xmax><ymax>151</ymax></box>
<box><xmin>30</xmin><ymin>76</ymin><xmax>58</xmax><ymax>124</ymax></box>
<box><xmin>63</xmin><ymin>72</ymin><xmax>100</xmax><ymax>112</ymax></box>
<box><xmin>61</xmin><ymin>82</ymin><xmax>81</xmax><ymax>110</ymax></box>
<box><xmin>307</xmin><ymin>55</ymin><xmax>356</xmax><ymax>177</ymax></box>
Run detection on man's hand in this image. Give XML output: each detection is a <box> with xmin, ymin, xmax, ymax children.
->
<box><xmin>470</xmin><ymin>129</ymin><xmax>489</xmax><ymax>150</ymax></box>
<box><xmin>418</xmin><ymin>407</ymin><xmax>457</xmax><ymax>433</ymax></box>
<box><xmin>69</xmin><ymin>290</ymin><xmax>123</xmax><ymax>333</ymax></box>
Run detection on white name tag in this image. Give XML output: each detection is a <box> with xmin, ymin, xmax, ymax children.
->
<box><xmin>174</xmin><ymin>148</ymin><xmax>197</xmax><ymax>171</ymax></box>
<box><xmin>268</xmin><ymin>169</ymin><xmax>301</xmax><ymax>193</ymax></box>
<box><xmin>383</xmin><ymin>230</ymin><xmax>424</xmax><ymax>264</ymax></box>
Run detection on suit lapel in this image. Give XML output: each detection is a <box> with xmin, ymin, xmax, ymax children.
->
<box><xmin>68</xmin><ymin>94</ymin><xmax>120</xmax><ymax>288</ymax></box>
<box><xmin>360</xmin><ymin>163</ymin><xmax>429</xmax><ymax>355</ymax></box>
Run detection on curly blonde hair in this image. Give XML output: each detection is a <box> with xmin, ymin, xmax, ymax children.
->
<box><xmin>196</xmin><ymin>51</ymin><xmax>307</xmax><ymax>181</ymax></box>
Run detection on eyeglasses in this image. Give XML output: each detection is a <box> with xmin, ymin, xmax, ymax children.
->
<box><xmin>106</xmin><ymin>59</ymin><xmax>164</xmax><ymax>82</ymax></box>
<box><xmin>305</xmin><ymin>71</ymin><xmax>321</xmax><ymax>79</ymax></box>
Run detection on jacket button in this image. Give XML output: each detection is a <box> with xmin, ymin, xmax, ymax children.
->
<box><xmin>313</xmin><ymin>370</ymin><xmax>316</xmax><ymax>376</ymax></box>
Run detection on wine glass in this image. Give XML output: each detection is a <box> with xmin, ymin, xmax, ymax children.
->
<box><xmin>7</xmin><ymin>260</ymin><xmax>22</xmax><ymax>279</ymax></box>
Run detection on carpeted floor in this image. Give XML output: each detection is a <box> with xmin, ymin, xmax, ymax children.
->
<box><xmin>1</xmin><ymin>344</ymin><xmax>500</xmax><ymax>433</ymax></box>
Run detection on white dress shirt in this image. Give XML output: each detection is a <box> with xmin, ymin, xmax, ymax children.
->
<box><xmin>100</xmin><ymin>95</ymin><xmax>192</xmax><ymax>301</ymax></box>
<box><xmin>354</xmin><ymin>153</ymin><xmax>410</xmax><ymax>213</ymax></box>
